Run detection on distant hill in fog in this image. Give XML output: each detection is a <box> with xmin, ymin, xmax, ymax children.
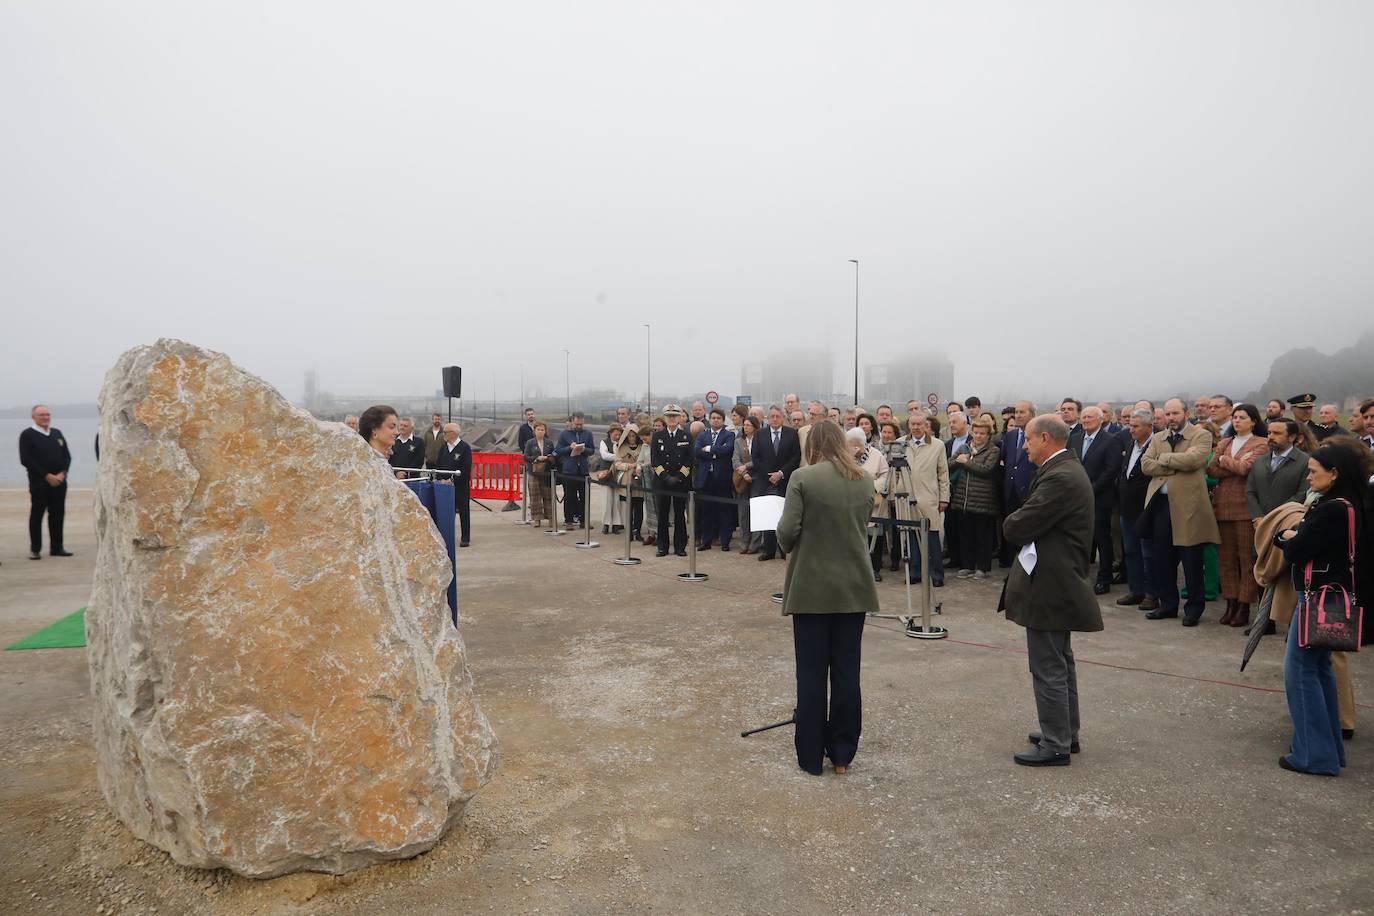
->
<box><xmin>1246</xmin><ymin>331</ymin><xmax>1374</xmax><ymax>407</ymax></box>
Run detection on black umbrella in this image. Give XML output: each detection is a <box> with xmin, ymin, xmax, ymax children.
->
<box><xmin>1240</xmin><ymin>585</ymin><xmax>1276</xmax><ymax>672</ymax></box>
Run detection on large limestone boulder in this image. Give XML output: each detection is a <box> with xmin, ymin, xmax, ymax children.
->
<box><xmin>88</xmin><ymin>339</ymin><xmax>496</xmax><ymax>878</ymax></box>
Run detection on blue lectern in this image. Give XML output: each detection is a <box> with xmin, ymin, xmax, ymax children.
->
<box><xmin>405</xmin><ymin>479</ymin><xmax>458</xmax><ymax>625</ymax></box>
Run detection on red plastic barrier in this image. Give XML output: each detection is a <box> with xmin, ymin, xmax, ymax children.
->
<box><xmin>470</xmin><ymin>452</ymin><xmax>524</xmax><ymax>501</ymax></box>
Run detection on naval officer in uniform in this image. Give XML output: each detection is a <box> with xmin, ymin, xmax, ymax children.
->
<box><xmin>652</xmin><ymin>404</ymin><xmax>694</xmax><ymax>557</ymax></box>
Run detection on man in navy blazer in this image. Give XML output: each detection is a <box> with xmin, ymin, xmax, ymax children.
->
<box><xmin>694</xmin><ymin>407</ymin><xmax>737</xmax><ymax>551</ymax></box>
<box><xmin>1078</xmin><ymin>406</ymin><xmax>1123</xmax><ymax>593</ymax></box>
<box><xmin>751</xmin><ymin>405</ymin><xmax>801</xmax><ymax>561</ymax></box>
<box><xmin>999</xmin><ymin>401</ymin><xmax>1037</xmax><ymax>565</ymax></box>
<box><xmin>430</xmin><ymin>422</ymin><xmax>474</xmax><ymax>546</ymax></box>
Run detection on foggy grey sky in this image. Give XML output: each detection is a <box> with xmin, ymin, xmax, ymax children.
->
<box><xmin>3</xmin><ymin>1</ymin><xmax>1372</xmax><ymax>410</ymax></box>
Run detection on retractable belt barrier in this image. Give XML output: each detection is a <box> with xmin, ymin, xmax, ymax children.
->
<box><xmin>547</xmin><ymin>470</ymin><xmax>937</xmax><ymax>529</ymax></box>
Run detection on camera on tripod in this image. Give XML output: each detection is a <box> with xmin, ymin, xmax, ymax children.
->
<box><xmin>885</xmin><ymin>441</ymin><xmax>908</xmax><ymax>470</ymax></box>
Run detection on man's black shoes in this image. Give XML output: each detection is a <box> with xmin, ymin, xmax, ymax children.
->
<box><xmin>29</xmin><ymin>551</ymin><xmax>42</xmax><ymax>560</ymax></box>
<box><xmin>1093</xmin><ymin>582</ymin><xmax>1110</xmax><ymax>595</ymax></box>
<box><xmin>655</xmin><ymin>549</ymin><xmax>669</xmax><ymax>558</ymax></box>
<box><xmin>1145</xmin><ymin>608</ymin><xmax>1178</xmax><ymax>620</ymax></box>
<box><xmin>1014</xmin><ymin>746</ymin><xmax>1071</xmax><ymax>767</ymax></box>
<box><xmin>1028</xmin><ymin>732</ymin><xmax>1080</xmax><ymax>753</ymax></box>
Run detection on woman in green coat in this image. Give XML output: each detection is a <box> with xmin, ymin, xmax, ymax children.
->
<box><xmin>777</xmin><ymin>421</ymin><xmax>881</xmax><ymax>776</ymax></box>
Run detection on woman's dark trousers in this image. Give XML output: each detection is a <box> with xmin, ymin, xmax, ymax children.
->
<box><xmin>959</xmin><ymin>512</ymin><xmax>997</xmax><ymax>572</ymax></box>
<box><xmin>792</xmin><ymin>612</ymin><xmax>866</xmax><ymax>774</ymax></box>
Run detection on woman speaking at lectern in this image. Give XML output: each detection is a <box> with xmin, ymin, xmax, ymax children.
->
<box><xmin>777</xmin><ymin>420</ymin><xmax>880</xmax><ymax>776</ymax></box>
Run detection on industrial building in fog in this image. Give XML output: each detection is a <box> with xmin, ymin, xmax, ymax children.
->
<box><xmin>739</xmin><ymin>349</ymin><xmax>953</xmax><ymax>408</ymax></box>
<box><xmin>864</xmin><ymin>352</ymin><xmax>955</xmax><ymax>407</ymax></box>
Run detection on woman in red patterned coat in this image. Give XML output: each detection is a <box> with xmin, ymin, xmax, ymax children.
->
<box><xmin>1206</xmin><ymin>403</ymin><xmax>1269</xmax><ymax>627</ymax></box>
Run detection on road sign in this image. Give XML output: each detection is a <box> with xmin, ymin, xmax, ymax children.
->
<box><xmin>736</xmin><ymin>395</ymin><xmax>752</xmax><ymax>406</ymax></box>
<box><xmin>927</xmin><ymin>393</ymin><xmax>939</xmax><ymax>407</ymax></box>
<box><xmin>705</xmin><ymin>390</ymin><xmax>719</xmax><ymax>405</ymax></box>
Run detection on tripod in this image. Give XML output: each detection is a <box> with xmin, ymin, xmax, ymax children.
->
<box><xmin>871</xmin><ymin>448</ymin><xmax>946</xmax><ymax>639</ymax></box>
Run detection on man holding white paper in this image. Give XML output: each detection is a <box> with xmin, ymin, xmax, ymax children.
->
<box><xmin>1001</xmin><ymin>414</ymin><xmax>1103</xmax><ymax>767</ymax></box>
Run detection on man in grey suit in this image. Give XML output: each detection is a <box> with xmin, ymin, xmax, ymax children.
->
<box><xmin>1245</xmin><ymin>418</ymin><xmax>1310</xmax><ymax>523</ymax></box>
<box><xmin>1002</xmin><ymin>414</ymin><xmax>1104</xmax><ymax>767</ymax></box>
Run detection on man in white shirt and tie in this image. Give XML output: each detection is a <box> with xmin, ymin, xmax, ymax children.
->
<box><xmin>752</xmin><ymin>406</ymin><xmax>800</xmax><ymax>561</ymax></box>
<box><xmin>1359</xmin><ymin>398</ymin><xmax>1374</xmax><ymax>454</ymax></box>
<box><xmin>1078</xmin><ymin>406</ymin><xmax>1123</xmax><ymax>594</ymax></box>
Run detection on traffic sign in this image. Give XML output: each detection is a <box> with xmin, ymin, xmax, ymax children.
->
<box><xmin>927</xmin><ymin>393</ymin><xmax>939</xmax><ymax>407</ymax></box>
<box><xmin>736</xmin><ymin>395</ymin><xmax>752</xmax><ymax>406</ymax></box>
<box><xmin>705</xmin><ymin>390</ymin><xmax>719</xmax><ymax>405</ymax></box>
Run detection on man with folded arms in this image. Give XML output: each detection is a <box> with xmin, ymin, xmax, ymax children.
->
<box><xmin>1140</xmin><ymin>397</ymin><xmax>1220</xmax><ymax>626</ymax></box>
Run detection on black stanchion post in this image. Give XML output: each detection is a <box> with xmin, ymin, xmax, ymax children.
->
<box><xmin>575</xmin><ymin>476</ymin><xmax>599</xmax><ymax>549</ymax></box>
<box><xmin>677</xmin><ymin>491</ymin><xmax>707</xmax><ymax>582</ymax></box>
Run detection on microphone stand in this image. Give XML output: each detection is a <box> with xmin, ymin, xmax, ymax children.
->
<box><xmin>740</xmin><ymin>709</ymin><xmax>797</xmax><ymax>738</ymax></box>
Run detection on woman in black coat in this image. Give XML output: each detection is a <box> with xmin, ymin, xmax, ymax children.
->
<box><xmin>1275</xmin><ymin>443</ymin><xmax>1366</xmax><ymax>776</ymax></box>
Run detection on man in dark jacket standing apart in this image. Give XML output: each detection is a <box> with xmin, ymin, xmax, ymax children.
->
<box><xmin>1002</xmin><ymin>414</ymin><xmax>1103</xmax><ymax>767</ymax></box>
<box><xmin>19</xmin><ymin>405</ymin><xmax>74</xmax><ymax>560</ymax></box>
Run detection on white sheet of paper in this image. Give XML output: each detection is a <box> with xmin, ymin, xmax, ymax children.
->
<box><xmin>749</xmin><ymin>495</ymin><xmax>786</xmax><ymax>532</ymax></box>
<box><xmin>1018</xmin><ymin>541</ymin><xmax>1037</xmax><ymax>575</ymax></box>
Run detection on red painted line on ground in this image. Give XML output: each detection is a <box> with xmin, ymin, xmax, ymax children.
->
<box><xmin>551</xmin><ymin>536</ymin><xmax>1374</xmax><ymax>710</ymax></box>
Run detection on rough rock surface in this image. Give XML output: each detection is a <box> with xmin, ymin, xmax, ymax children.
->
<box><xmin>87</xmin><ymin>339</ymin><xmax>496</xmax><ymax>878</ymax></box>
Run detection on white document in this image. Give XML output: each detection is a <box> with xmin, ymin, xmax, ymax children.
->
<box><xmin>1018</xmin><ymin>541</ymin><xmax>1037</xmax><ymax>574</ymax></box>
<box><xmin>749</xmin><ymin>495</ymin><xmax>786</xmax><ymax>532</ymax></box>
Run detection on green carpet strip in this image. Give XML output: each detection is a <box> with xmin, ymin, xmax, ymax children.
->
<box><xmin>6</xmin><ymin>607</ymin><xmax>86</xmax><ymax>650</ymax></box>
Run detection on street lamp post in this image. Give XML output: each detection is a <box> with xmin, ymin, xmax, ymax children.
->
<box><xmin>562</xmin><ymin>348</ymin><xmax>571</xmax><ymax>419</ymax></box>
<box><xmin>643</xmin><ymin>323</ymin><xmax>652</xmax><ymax>412</ymax></box>
<box><xmin>849</xmin><ymin>259</ymin><xmax>859</xmax><ymax>405</ymax></box>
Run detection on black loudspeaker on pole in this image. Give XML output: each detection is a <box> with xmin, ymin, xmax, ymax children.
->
<box><xmin>442</xmin><ymin>366</ymin><xmax>463</xmax><ymax>399</ymax></box>
<box><xmin>443</xmin><ymin>366</ymin><xmax>462</xmax><ymax>423</ymax></box>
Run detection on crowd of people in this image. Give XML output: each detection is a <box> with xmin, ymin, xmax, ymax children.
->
<box><xmin>506</xmin><ymin>392</ymin><xmax>1373</xmax><ymax>776</ymax></box>
<box><xmin>510</xmin><ymin>395</ymin><xmax>1371</xmax><ymax>607</ymax></box>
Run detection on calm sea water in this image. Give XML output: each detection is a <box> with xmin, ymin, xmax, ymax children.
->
<box><xmin>2</xmin><ymin>417</ymin><xmax>100</xmax><ymax>488</ymax></box>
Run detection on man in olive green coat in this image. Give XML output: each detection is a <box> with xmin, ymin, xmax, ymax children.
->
<box><xmin>1002</xmin><ymin>414</ymin><xmax>1103</xmax><ymax>767</ymax></box>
